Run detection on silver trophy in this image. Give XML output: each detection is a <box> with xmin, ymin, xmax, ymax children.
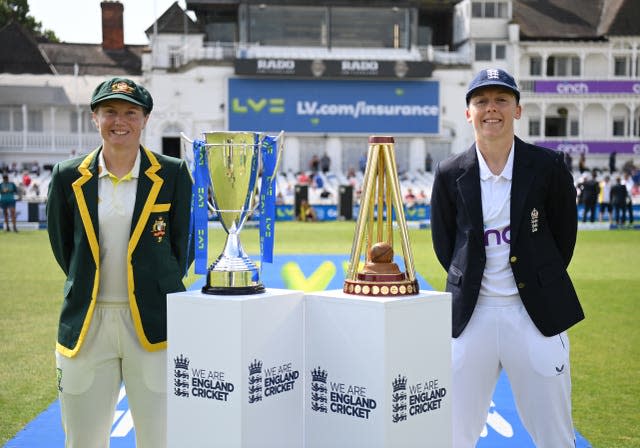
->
<box><xmin>182</xmin><ymin>131</ymin><xmax>284</xmax><ymax>294</ymax></box>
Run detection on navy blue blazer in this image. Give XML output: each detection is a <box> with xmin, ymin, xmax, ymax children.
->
<box><xmin>430</xmin><ymin>137</ymin><xmax>584</xmax><ymax>338</ymax></box>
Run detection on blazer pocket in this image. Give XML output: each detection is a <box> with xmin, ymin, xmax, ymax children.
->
<box><xmin>151</xmin><ymin>203</ymin><xmax>171</xmax><ymax>213</ymax></box>
<box><xmin>447</xmin><ymin>266</ymin><xmax>463</xmax><ymax>286</ymax></box>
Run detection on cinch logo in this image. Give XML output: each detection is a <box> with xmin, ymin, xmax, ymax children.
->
<box><xmin>484</xmin><ymin>226</ymin><xmax>510</xmax><ymax>247</ymax></box>
<box><xmin>556</xmin><ymin>83</ymin><xmax>589</xmax><ymax>94</ymax></box>
<box><xmin>231</xmin><ymin>97</ymin><xmax>285</xmax><ymax>114</ymax></box>
<box><xmin>557</xmin><ymin>143</ymin><xmax>589</xmax><ymax>154</ymax></box>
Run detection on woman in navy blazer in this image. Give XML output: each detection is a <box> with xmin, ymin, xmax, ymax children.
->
<box><xmin>430</xmin><ymin>68</ymin><xmax>584</xmax><ymax>447</ymax></box>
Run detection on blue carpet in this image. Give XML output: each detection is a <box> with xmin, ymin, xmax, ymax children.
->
<box><xmin>5</xmin><ymin>255</ymin><xmax>590</xmax><ymax>447</ymax></box>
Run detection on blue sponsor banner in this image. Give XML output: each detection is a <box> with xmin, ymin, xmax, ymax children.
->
<box><xmin>228</xmin><ymin>78</ymin><xmax>439</xmax><ymax>134</ymax></box>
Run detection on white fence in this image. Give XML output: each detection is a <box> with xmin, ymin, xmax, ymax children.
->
<box><xmin>0</xmin><ymin>132</ymin><xmax>101</xmax><ymax>153</ymax></box>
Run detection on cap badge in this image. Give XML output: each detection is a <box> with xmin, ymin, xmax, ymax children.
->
<box><xmin>486</xmin><ymin>69</ymin><xmax>500</xmax><ymax>79</ymax></box>
<box><xmin>111</xmin><ymin>81</ymin><xmax>135</xmax><ymax>94</ymax></box>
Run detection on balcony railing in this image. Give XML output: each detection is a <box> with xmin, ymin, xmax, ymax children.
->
<box><xmin>163</xmin><ymin>41</ymin><xmax>471</xmax><ymax>69</ymax></box>
<box><xmin>0</xmin><ymin>132</ymin><xmax>101</xmax><ymax>153</ymax></box>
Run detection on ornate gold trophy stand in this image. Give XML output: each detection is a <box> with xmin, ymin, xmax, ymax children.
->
<box><xmin>343</xmin><ymin>136</ymin><xmax>419</xmax><ymax>297</ymax></box>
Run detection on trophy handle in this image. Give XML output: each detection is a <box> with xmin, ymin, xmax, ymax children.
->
<box><xmin>180</xmin><ymin>132</ymin><xmax>217</xmax><ymax>213</ymax></box>
<box><xmin>259</xmin><ymin>130</ymin><xmax>285</xmax><ymax>181</ymax></box>
<box><xmin>179</xmin><ymin>132</ymin><xmax>193</xmax><ymax>144</ymax></box>
<box><xmin>272</xmin><ymin>130</ymin><xmax>285</xmax><ymax>175</ymax></box>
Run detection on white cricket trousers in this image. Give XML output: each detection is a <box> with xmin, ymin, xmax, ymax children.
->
<box><xmin>55</xmin><ymin>302</ymin><xmax>166</xmax><ymax>448</ymax></box>
<box><xmin>452</xmin><ymin>295</ymin><xmax>575</xmax><ymax>448</ymax></box>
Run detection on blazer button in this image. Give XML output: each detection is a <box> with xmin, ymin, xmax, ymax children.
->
<box><xmin>510</xmin><ymin>256</ymin><xmax>517</xmax><ymax>263</ymax></box>
<box><xmin>517</xmin><ymin>282</ymin><xmax>525</xmax><ymax>289</ymax></box>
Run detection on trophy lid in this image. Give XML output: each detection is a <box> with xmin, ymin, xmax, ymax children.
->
<box><xmin>368</xmin><ymin>136</ymin><xmax>394</xmax><ymax>144</ymax></box>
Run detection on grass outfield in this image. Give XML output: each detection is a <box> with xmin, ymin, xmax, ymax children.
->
<box><xmin>1</xmin><ymin>223</ymin><xmax>638</xmax><ymax>446</ymax></box>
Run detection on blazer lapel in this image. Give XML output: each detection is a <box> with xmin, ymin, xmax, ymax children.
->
<box><xmin>510</xmin><ymin>137</ymin><xmax>535</xmax><ymax>245</ymax></box>
<box><xmin>72</xmin><ymin>149</ymin><xmax>100</xmax><ymax>267</ymax></box>
<box><xmin>130</xmin><ymin>147</ymin><xmax>163</xmax><ymax>250</ymax></box>
<box><xmin>456</xmin><ymin>145</ymin><xmax>485</xmax><ymax>247</ymax></box>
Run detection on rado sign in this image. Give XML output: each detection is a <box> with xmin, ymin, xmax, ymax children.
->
<box><xmin>235</xmin><ymin>59</ymin><xmax>433</xmax><ymax>79</ymax></box>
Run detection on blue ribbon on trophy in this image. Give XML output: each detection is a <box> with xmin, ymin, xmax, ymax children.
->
<box><xmin>259</xmin><ymin>134</ymin><xmax>279</xmax><ymax>267</ymax></box>
<box><xmin>191</xmin><ymin>139</ymin><xmax>210</xmax><ymax>275</ymax></box>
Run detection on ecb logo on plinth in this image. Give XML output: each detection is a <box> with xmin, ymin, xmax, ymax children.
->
<box><xmin>309</xmin><ymin>366</ymin><xmax>378</xmax><ymax>420</ymax></box>
<box><xmin>172</xmin><ymin>353</ymin><xmax>236</xmax><ymax>402</ymax></box>
<box><xmin>181</xmin><ymin>130</ymin><xmax>284</xmax><ymax>294</ymax></box>
<box><xmin>344</xmin><ymin>136</ymin><xmax>419</xmax><ymax>297</ymax></box>
<box><xmin>391</xmin><ymin>373</ymin><xmax>448</xmax><ymax>424</ymax></box>
<box><xmin>248</xmin><ymin>358</ymin><xmax>301</xmax><ymax>404</ymax></box>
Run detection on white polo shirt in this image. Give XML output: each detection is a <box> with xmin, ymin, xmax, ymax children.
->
<box><xmin>97</xmin><ymin>150</ymin><xmax>140</xmax><ymax>302</ymax></box>
<box><xmin>476</xmin><ymin>144</ymin><xmax>519</xmax><ymax>298</ymax></box>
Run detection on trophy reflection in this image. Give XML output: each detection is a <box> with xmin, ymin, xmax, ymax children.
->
<box><xmin>344</xmin><ymin>136</ymin><xmax>419</xmax><ymax>296</ymax></box>
<box><xmin>183</xmin><ymin>131</ymin><xmax>283</xmax><ymax>295</ymax></box>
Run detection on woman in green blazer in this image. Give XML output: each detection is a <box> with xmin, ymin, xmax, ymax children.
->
<box><xmin>47</xmin><ymin>77</ymin><xmax>193</xmax><ymax>448</ymax></box>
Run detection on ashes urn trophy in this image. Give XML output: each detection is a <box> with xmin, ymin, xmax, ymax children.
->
<box><xmin>343</xmin><ymin>136</ymin><xmax>419</xmax><ymax>296</ymax></box>
<box><xmin>182</xmin><ymin>131</ymin><xmax>284</xmax><ymax>295</ymax></box>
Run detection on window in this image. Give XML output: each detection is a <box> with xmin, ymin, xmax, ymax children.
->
<box><xmin>614</xmin><ymin>57</ymin><xmax>628</xmax><ymax>76</ymax></box>
<box><xmin>0</xmin><ymin>107</ymin><xmax>22</xmax><ymax>132</ymax></box>
<box><xmin>529</xmin><ymin>118</ymin><xmax>540</xmax><ymax>136</ymax></box>
<box><xmin>475</xmin><ymin>43</ymin><xmax>506</xmax><ymax>61</ymax></box>
<box><xmin>71</xmin><ymin>110</ymin><xmax>94</xmax><ymax>133</ymax></box>
<box><xmin>248</xmin><ymin>5</ymin><xmax>326</xmax><ymax>47</ymax></box>
<box><xmin>547</xmin><ymin>56</ymin><xmax>580</xmax><ymax>76</ymax></box>
<box><xmin>613</xmin><ymin>118</ymin><xmax>626</xmax><ymax>136</ymax></box>
<box><xmin>0</xmin><ymin>109</ymin><xmax>9</xmax><ymax>131</ymax></box>
<box><xmin>529</xmin><ymin>56</ymin><xmax>542</xmax><ymax>76</ymax></box>
<box><xmin>331</xmin><ymin>7</ymin><xmax>409</xmax><ymax>48</ymax></box>
<box><xmin>475</xmin><ymin>43</ymin><xmax>492</xmax><ymax>61</ymax></box>
<box><xmin>545</xmin><ymin>117</ymin><xmax>567</xmax><ymax>137</ymax></box>
<box><xmin>570</xmin><ymin>120</ymin><xmax>579</xmax><ymax>137</ymax></box>
<box><xmin>471</xmin><ymin>1</ymin><xmax>509</xmax><ymax>18</ymax></box>
<box><xmin>169</xmin><ymin>46</ymin><xmax>182</xmax><ymax>69</ymax></box>
<box><xmin>27</xmin><ymin>110</ymin><xmax>43</xmax><ymax>132</ymax></box>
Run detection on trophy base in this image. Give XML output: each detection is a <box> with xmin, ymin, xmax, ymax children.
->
<box><xmin>343</xmin><ymin>277</ymin><xmax>419</xmax><ymax>297</ymax></box>
<box><xmin>202</xmin><ymin>284</ymin><xmax>266</xmax><ymax>295</ymax></box>
<box><xmin>203</xmin><ymin>268</ymin><xmax>266</xmax><ymax>295</ymax></box>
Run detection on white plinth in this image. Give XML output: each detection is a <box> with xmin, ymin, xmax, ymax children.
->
<box><xmin>305</xmin><ymin>289</ymin><xmax>452</xmax><ymax>448</ymax></box>
<box><xmin>167</xmin><ymin>288</ymin><xmax>304</xmax><ymax>448</ymax></box>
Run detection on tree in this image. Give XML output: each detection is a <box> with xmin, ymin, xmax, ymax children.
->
<box><xmin>0</xmin><ymin>0</ymin><xmax>59</xmax><ymax>42</ymax></box>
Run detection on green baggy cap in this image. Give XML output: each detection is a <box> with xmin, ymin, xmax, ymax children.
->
<box><xmin>90</xmin><ymin>77</ymin><xmax>153</xmax><ymax>112</ymax></box>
